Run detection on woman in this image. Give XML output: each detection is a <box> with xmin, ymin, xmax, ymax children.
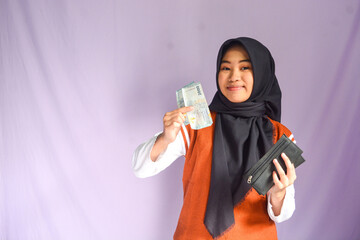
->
<box><xmin>133</xmin><ymin>37</ymin><xmax>297</xmax><ymax>239</ymax></box>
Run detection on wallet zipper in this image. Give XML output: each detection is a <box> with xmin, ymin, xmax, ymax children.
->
<box><xmin>247</xmin><ymin>138</ymin><xmax>289</xmax><ymax>184</ymax></box>
<box><xmin>247</xmin><ymin>176</ymin><xmax>253</xmax><ymax>184</ymax></box>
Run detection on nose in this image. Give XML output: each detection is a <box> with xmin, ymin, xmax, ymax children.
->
<box><xmin>229</xmin><ymin>69</ymin><xmax>240</xmax><ymax>82</ymax></box>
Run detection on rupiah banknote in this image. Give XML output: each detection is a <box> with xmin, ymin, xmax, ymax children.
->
<box><xmin>176</xmin><ymin>82</ymin><xmax>213</xmax><ymax>130</ymax></box>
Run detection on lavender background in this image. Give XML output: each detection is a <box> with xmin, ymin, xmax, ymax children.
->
<box><xmin>1</xmin><ymin>0</ymin><xmax>360</xmax><ymax>239</ymax></box>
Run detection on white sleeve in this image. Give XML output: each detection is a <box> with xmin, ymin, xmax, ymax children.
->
<box><xmin>132</xmin><ymin>127</ymin><xmax>187</xmax><ymax>178</ymax></box>
<box><xmin>267</xmin><ymin>184</ymin><xmax>296</xmax><ymax>223</ymax></box>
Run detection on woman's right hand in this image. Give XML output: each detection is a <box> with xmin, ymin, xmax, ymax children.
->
<box><xmin>150</xmin><ymin>106</ymin><xmax>193</xmax><ymax>161</ymax></box>
<box><xmin>161</xmin><ymin>106</ymin><xmax>194</xmax><ymax>144</ymax></box>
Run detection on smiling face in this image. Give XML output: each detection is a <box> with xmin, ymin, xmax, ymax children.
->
<box><xmin>218</xmin><ymin>45</ymin><xmax>254</xmax><ymax>103</ymax></box>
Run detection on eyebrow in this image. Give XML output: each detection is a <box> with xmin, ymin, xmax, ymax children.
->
<box><xmin>221</xmin><ymin>59</ymin><xmax>251</xmax><ymax>64</ymax></box>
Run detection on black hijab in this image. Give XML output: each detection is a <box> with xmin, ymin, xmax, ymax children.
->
<box><xmin>204</xmin><ymin>37</ymin><xmax>282</xmax><ymax>238</ymax></box>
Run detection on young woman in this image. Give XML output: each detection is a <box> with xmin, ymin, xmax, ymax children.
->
<box><xmin>133</xmin><ymin>37</ymin><xmax>297</xmax><ymax>239</ymax></box>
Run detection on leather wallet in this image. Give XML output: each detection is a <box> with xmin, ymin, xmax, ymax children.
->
<box><xmin>244</xmin><ymin>134</ymin><xmax>305</xmax><ymax>195</ymax></box>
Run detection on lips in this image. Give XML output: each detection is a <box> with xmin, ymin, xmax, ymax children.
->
<box><xmin>227</xmin><ymin>85</ymin><xmax>245</xmax><ymax>91</ymax></box>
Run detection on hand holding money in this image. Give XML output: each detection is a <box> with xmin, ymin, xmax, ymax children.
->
<box><xmin>151</xmin><ymin>106</ymin><xmax>193</xmax><ymax>161</ymax></box>
<box><xmin>161</xmin><ymin>106</ymin><xmax>194</xmax><ymax>144</ymax></box>
<box><xmin>176</xmin><ymin>82</ymin><xmax>213</xmax><ymax>130</ymax></box>
<box><xmin>151</xmin><ymin>82</ymin><xmax>212</xmax><ymax>161</ymax></box>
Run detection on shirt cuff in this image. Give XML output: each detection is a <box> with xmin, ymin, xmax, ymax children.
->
<box><xmin>132</xmin><ymin>133</ymin><xmax>160</xmax><ymax>178</ymax></box>
<box><xmin>267</xmin><ymin>184</ymin><xmax>296</xmax><ymax>223</ymax></box>
<box><xmin>132</xmin><ymin>131</ymin><xmax>185</xmax><ymax>178</ymax></box>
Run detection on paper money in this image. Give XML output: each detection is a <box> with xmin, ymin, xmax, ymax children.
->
<box><xmin>176</xmin><ymin>82</ymin><xmax>213</xmax><ymax>130</ymax></box>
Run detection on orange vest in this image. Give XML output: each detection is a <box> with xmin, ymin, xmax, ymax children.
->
<box><xmin>174</xmin><ymin>112</ymin><xmax>293</xmax><ymax>240</ymax></box>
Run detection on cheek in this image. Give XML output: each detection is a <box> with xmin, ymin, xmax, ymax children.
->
<box><xmin>217</xmin><ymin>74</ymin><xmax>226</xmax><ymax>87</ymax></box>
<box><xmin>218</xmin><ymin>72</ymin><xmax>225</xmax><ymax>81</ymax></box>
<box><xmin>246</xmin><ymin>74</ymin><xmax>254</xmax><ymax>87</ymax></box>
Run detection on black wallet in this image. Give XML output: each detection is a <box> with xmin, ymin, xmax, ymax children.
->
<box><xmin>244</xmin><ymin>134</ymin><xmax>305</xmax><ymax>195</ymax></box>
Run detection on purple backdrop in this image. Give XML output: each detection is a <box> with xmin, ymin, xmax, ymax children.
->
<box><xmin>1</xmin><ymin>0</ymin><xmax>360</xmax><ymax>239</ymax></box>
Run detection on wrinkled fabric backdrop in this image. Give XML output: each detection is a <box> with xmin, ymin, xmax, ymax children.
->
<box><xmin>1</xmin><ymin>0</ymin><xmax>360</xmax><ymax>239</ymax></box>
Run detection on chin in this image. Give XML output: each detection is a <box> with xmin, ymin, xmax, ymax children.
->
<box><xmin>227</xmin><ymin>96</ymin><xmax>250</xmax><ymax>103</ymax></box>
<box><xmin>228</xmin><ymin>98</ymin><xmax>245</xmax><ymax>103</ymax></box>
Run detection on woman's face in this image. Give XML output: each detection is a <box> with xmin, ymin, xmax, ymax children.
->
<box><xmin>218</xmin><ymin>45</ymin><xmax>254</xmax><ymax>103</ymax></box>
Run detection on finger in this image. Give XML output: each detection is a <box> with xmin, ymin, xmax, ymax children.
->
<box><xmin>164</xmin><ymin>118</ymin><xmax>183</xmax><ymax>128</ymax></box>
<box><xmin>272</xmin><ymin>171</ymin><xmax>284</xmax><ymax>189</ymax></box>
<box><xmin>163</xmin><ymin>112</ymin><xmax>173</xmax><ymax>122</ymax></box>
<box><xmin>164</xmin><ymin>107</ymin><xmax>193</xmax><ymax>119</ymax></box>
<box><xmin>273</xmin><ymin>159</ymin><xmax>286</xmax><ymax>179</ymax></box>
<box><xmin>169</xmin><ymin>112</ymin><xmax>186</xmax><ymax>123</ymax></box>
<box><xmin>281</xmin><ymin>153</ymin><xmax>294</xmax><ymax>172</ymax></box>
<box><xmin>172</xmin><ymin>121</ymin><xmax>181</xmax><ymax>128</ymax></box>
<box><xmin>172</xmin><ymin>112</ymin><xmax>185</xmax><ymax>122</ymax></box>
<box><xmin>164</xmin><ymin>112</ymin><xmax>182</xmax><ymax>124</ymax></box>
<box><xmin>178</xmin><ymin>106</ymin><xmax>194</xmax><ymax>113</ymax></box>
<box><xmin>179</xmin><ymin>113</ymin><xmax>185</xmax><ymax>122</ymax></box>
<box><xmin>281</xmin><ymin>153</ymin><xmax>296</xmax><ymax>181</ymax></box>
<box><xmin>165</xmin><ymin>111</ymin><xmax>185</xmax><ymax>123</ymax></box>
<box><xmin>163</xmin><ymin>123</ymin><xmax>182</xmax><ymax>137</ymax></box>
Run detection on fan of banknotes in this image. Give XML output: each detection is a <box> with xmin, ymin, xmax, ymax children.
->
<box><xmin>176</xmin><ymin>82</ymin><xmax>213</xmax><ymax>130</ymax></box>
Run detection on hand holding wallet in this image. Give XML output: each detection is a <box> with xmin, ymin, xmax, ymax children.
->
<box><xmin>244</xmin><ymin>134</ymin><xmax>305</xmax><ymax>196</ymax></box>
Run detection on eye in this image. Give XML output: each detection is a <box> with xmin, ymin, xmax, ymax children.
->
<box><xmin>221</xmin><ymin>66</ymin><xmax>230</xmax><ymax>71</ymax></box>
<box><xmin>241</xmin><ymin>66</ymin><xmax>250</xmax><ymax>70</ymax></box>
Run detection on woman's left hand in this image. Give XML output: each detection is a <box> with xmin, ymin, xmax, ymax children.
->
<box><xmin>268</xmin><ymin>152</ymin><xmax>297</xmax><ymax>215</ymax></box>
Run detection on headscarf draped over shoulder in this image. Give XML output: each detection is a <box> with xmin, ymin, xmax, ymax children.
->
<box><xmin>204</xmin><ymin>37</ymin><xmax>282</xmax><ymax>238</ymax></box>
